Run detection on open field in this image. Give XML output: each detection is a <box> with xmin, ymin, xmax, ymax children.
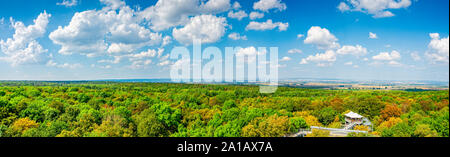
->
<box><xmin>278</xmin><ymin>79</ymin><xmax>449</xmax><ymax>91</ymax></box>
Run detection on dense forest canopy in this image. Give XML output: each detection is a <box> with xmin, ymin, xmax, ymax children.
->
<box><xmin>0</xmin><ymin>82</ymin><xmax>448</xmax><ymax>137</ymax></box>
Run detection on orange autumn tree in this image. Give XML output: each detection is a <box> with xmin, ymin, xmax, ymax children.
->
<box><xmin>330</xmin><ymin>97</ymin><xmax>344</xmax><ymax>112</ymax></box>
<box><xmin>436</xmin><ymin>99</ymin><xmax>449</xmax><ymax>110</ymax></box>
<box><xmin>380</xmin><ymin>104</ymin><xmax>402</xmax><ymax>121</ymax></box>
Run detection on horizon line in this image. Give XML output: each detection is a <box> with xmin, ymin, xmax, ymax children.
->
<box><xmin>0</xmin><ymin>78</ymin><xmax>448</xmax><ymax>83</ymax></box>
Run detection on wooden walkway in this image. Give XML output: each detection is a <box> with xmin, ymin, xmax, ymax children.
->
<box><xmin>291</xmin><ymin>129</ymin><xmax>311</xmax><ymax>137</ymax></box>
<box><xmin>290</xmin><ymin>126</ymin><xmax>368</xmax><ymax>137</ymax></box>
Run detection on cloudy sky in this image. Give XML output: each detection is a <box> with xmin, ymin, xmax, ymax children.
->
<box><xmin>0</xmin><ymin>0</ymin><xmax>448</xmax><ymax>81</ymax></box>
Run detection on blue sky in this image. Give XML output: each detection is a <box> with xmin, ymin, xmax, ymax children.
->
<box><xmin>0</xmin><ymin>0</ymin><xmax>448</xmax><ymax>81</ymax></box>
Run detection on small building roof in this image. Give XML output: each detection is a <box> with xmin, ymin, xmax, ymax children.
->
<box><xmin>345</xmin><ymin>111</ymin><xmax>363</xmax><ymax>118</ymax></box>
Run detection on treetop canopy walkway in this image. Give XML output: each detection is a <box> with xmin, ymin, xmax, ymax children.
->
<box><xmin>290</xmin><ymin>126</ymin><xmax>368</xmax><ymax>137</ymax></box>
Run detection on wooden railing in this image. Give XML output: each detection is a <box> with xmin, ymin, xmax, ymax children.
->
<box><xmin>310</xmin><ymin>126</ymin><xmax>368</xmax><ymax>134</ymax></box>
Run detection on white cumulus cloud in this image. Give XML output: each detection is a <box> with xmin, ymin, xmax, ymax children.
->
<box><xmin>49</xmin><ymin>1</ymin><xmax>162</xmax><ymax>56</ymax></box>
<box><xmin>425</xmin><ymin>33</ymin><xmax>449</xmax><ymax>63</ymax></box>
<box><xmin>173</xmin><ymin>14</ymin><xmax>228</xmax><ymax>45</ymax></box>
<box><xmin>127</xmin><ymin>48</ymin><xmax>162</xmax><ymax>61</ymax></box>
<box><xmin>249</xmin><ymin>12</ymin><xmax>264</xmax><ymax>20</ymax></box>
<box><xmin>236</xmin><ymin>47</ymin><xmax>266</xmax><ymax>63</ymax></box>
<box><xmin>304</xmin><ymin>26</ymin><xmax>340</xmax><ymax>50</ymax></box>
<box><xmin>57</xmin><ymin>0</ymin><xmax>78</xmax><ymax>7</ymax></box>
<box><xmin>280</xmin><ymin>56</ymin><xmax>291</xmax><ymax>61</ymax></box>
<box><xmin>337</xmin><ymin>2</ymin><xmax>350</xmax><ymax>12</ymax></box>
<box><xmin>0</xmin><ymin>11</ymin><xmax>51</xmax><ymax>66</ymax></box>
<box><xmin>336</xmin><ymin>45</ymin><xmax>367</xmax><ymax>56</ymax></box>
<box><xmin>232</xmin><ymin>1</ymin><xmax>241</xmax><ymax>10</ymax></box>
<box><xmin>300</xmin><ymin>50</ymin><xmax>337</xmax><ymax>66</ymax></box>
<box><xmin>130</xmin><ymin>60</ymin><xmax>152</xmax><ymax>69</ymax></box>
<box><xmin>228</xmin><ymin>33</ymin><xmax>247</xmax><ymax>40</ymax></box>
<box><xmin>288</xmin><ymin>49</ymin><xmax>302</xmax><ymax>54</ymax></box>
<box><xmin>246</xmin><ymin>19</ymin><xmax>288</xmax><ymax>31</ymax></box>
<box><xmin>337</xmin><ymin>0</ymin><xmax>412</xmax><ymax>18</ymax></box>
<box><xmin>139</xmin><ymin>0</ymin><xmax>231</xmax><ymax>31</ymax></box>
<box><xmin>372</xmin><ymin>50</ymin><xmax>401</xmax><ymax>61</ymax></box>
<box><xmin>369</xmin><ymin>32</ymin><xmax>377</xmax><ymax>39</ymax></box>
<box><xmin>162</xmin><ymin>36</ymin><xmax>172</xmax><ymax>47</ymax></box>
<box><xmin>98</xmin><ymin>56</ymin><xmax>122</xmax><ymax>64</ymax></box>
<box><xmin>253</xmin><ymin>0</ymin><xmax>287</xmax><ymax>12</ymax></box>
<box><xmin>228</xmin><ymin>10</ymin><xmax>248</xmax><ymax>20</ymax></box>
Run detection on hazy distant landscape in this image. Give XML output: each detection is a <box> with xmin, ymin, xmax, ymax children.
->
<box><xmin>3</xmin><ymin>78</ymin><xmax>447</xmax><ymax>91</ymax></box>
<box><xmin>278</xmin><ymin>79</ymin><xmax>449</xmax><ymax>91</ymax></box>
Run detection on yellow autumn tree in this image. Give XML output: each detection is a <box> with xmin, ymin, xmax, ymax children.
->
<box><xmin>242</xmin><ymin>115</ymin><xmax>290</xmax><ymax>137</ymax></box>
<box><xmin>354</xmin><ymin>125</ymin><xmax>370</xmax><ymax>131</ymax></box>
<box><xmin>7</xmin><ymin>117</ymin><xmax>39</xmax><ymax>137</ymax></box>
<box><xmin>293</xmin><ymin>111</ymin><xmax>322</xmax><ymax>127</ymax></box>
<box><xmin>414</xmin><ymin>124</ymin><xmax>439</xmax><ymax>137</ymax></box>
<box><xmin>378</xmin><ymin>117</ymin><xmax>403</xmax><ymax>132</ymax></box>
<box><xmin>328</xmin><ymin>115</ymin><xmax>342</xmax><ymax>128</ymax></box>
<box><xmin>258</xmin><ymin>115</ymin><xmax>290</xmax><ymax>137</ymax></box>
<box><xmin>328</xmin><ymin>122</ymin><xmax>342</xmax><ymax>128</ymax></box>
<box><xmin>89</xmin><ymin>115</ymin><xmax>134</xmax><ymax>137</ymax></box>
<box><xmin>242</xmin><ymin>124</ymin><xmax>260</xmax><ymax>137</ymax></box>
<box><xmin>306</xmin><ymin>129</ymin><xmax>330</xmax><ymax>137</ymax></box>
